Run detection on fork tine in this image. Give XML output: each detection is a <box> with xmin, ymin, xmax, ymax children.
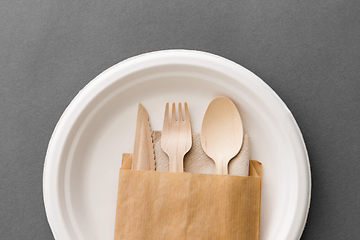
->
<box><xmin>163</xmin><ymin>102</ymin><xmax>169</xmax><ymax>128</ymax></box>
<box><xmin>184</xmin><ymin>102</ymin><xmax>190</xmax><ymax>123</ymax></box>
<box><xmin>171</xmin><ymin>102</ymin><xmax>176</xmax><ymax>121</ymax></box>
<box><xmin>178</xmin><ymin>103</ymin><xmax>183</xmax><ymax>121</ymax></box>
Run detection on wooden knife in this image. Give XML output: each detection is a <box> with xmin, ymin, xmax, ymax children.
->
<box><xmin>132</xmin><ymin>104</ymin><xmax>155</xmax><ymax>171</ymax></box>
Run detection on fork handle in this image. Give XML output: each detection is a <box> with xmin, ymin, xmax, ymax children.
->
<box><xmin>169</xmin><ymin>154</ymin><xmax>184</xmax><ymax>172</ymax></box>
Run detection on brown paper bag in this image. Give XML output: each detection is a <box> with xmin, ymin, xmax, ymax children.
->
<box><xmin>114</xmin><ymin>154</ymin><xmax>262</xmax><ymax>240</ymax></box>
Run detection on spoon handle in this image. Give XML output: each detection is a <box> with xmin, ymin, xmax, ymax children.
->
<box><xmin>215</xmin><ymin>160</ymin><xmax>229</xmax><ymax>175</ymax></box>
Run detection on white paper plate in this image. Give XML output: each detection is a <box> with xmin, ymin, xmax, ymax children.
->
<box><xmin>43</xmin><ymin>50</ymin><xmax>311</xmax><ymax>240</ymax></box>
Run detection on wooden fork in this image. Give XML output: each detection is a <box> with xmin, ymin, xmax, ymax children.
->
<box><xmin>161</xmin><ymin>102</ymin><xmax>192</xmax><ymax>172</ymax></box>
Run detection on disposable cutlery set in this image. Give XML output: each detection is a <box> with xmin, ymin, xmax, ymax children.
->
<box><xmin>131</xmin><ymin>96</ymin><xmax>245</xmax><ymax>175</ymax></box>
<box><xmin>114</xmin><ymin>96</ymin><xmax>262</xmax><ymax>240</ymax></box>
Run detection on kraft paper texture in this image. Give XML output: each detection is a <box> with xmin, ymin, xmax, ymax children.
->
<box><xmin>114</xmin><ymin>154</ymin><xmax>262</xmax><ymax>240</ymax></box>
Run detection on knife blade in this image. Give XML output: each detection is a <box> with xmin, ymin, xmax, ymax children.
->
<box><xmin>132</xmin><ymin>104</ymin><xmax>155</xmax><ymax>171</ymax></box>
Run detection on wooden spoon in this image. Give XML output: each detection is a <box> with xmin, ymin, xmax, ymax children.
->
<box><xmin>201</xmin><ymin>97</ymin><xmax>244</xmax><ymax>174</ymax></box>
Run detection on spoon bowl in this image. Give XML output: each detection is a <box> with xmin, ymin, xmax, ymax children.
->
<box><xmin>201</xmin><ymin>97</ymin><xmax>244</xmax><ymax>174</ymax></box>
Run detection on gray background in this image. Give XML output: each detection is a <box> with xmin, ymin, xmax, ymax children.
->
<box><xmin>1</xmin><ymin>0</ymin><xmax>359</xmax><ymax>239</ymax></box>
